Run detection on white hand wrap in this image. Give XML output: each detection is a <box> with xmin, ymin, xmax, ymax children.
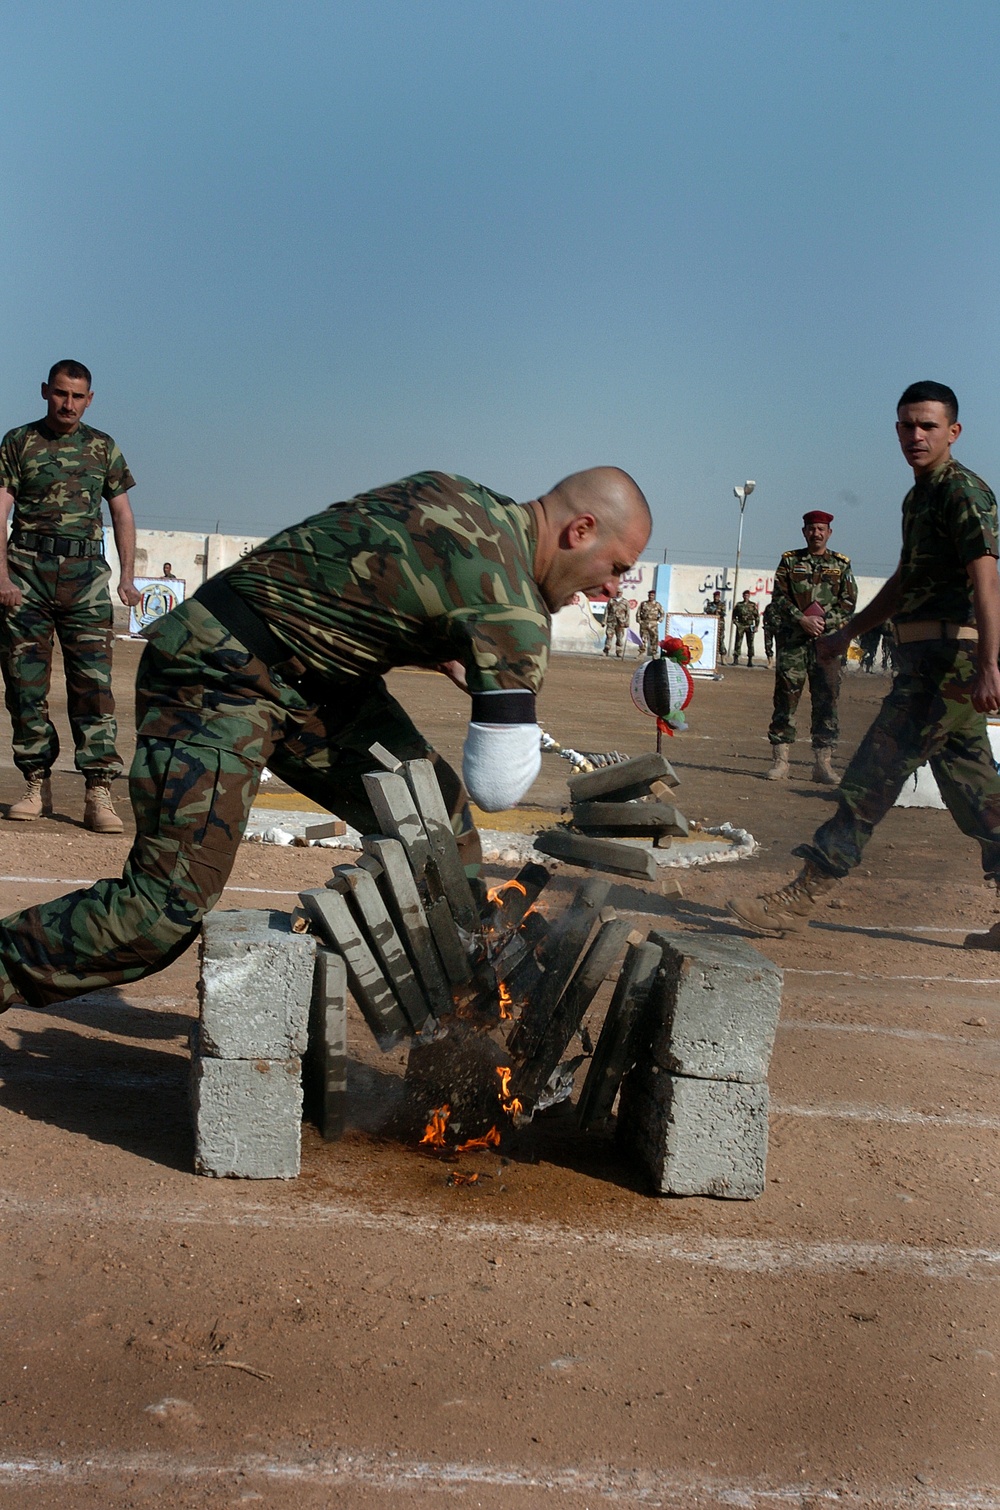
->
<box><xmin>462</xmin><ymin>722</ymin><xmax>541</xmax><ymax>811</ymax></box>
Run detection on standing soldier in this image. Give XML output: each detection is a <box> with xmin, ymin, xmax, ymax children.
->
<box><xmin>602</xmin><ymin>589</ymin><xmax>630</xmax><ymax>658</ymax></box>
<box><xmin>637</xmin><ymin>589</ymin><xmax>664</xmax><ymax>658</ymax></box>
<box><xmin>762</xmin><ymin>597</ymin><xmax>778</xmax><ymax>668</ymax></box>
<box><xmin>766</xmin><ymin>509</ymin><xmax>857</xmax><ymax>784</ymax></box>
<box><xmin>731</xmin><ymin>590</ymin><xmax>760</xmax><ymax>666</ymax></box>
<box><xmin>730</xmin><ymin>381</ymin><xmax>1000</xmax><ymax>949</ymax></box>
<box><xmin>0</xmin><ymin>361</ymin><xmax>140</xmax><ymax>833</ymax></box>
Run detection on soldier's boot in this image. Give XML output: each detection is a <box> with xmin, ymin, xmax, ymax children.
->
<box><xmin>766</xmin><ymin>744</ymin><xmax>790</xmax><ymax>781</ymax></box>
<box><xmin>6</xmin><ymin>772</ymin><xmax>52</xmax><ymax>821</ymax></box>
<box><xmin>766</xmin><ymin>655</ymin><xmax>774</xmax><ymax>669</ymax></box>
<box><xmin>728</xmin><ymin>859</ymin><xmax>841</xmax><ymax>938</ymax></box>
<box><xmin>811</xmin><ymin>747</ymin><xmax>839</xmax><ymax>786</ymax></box>
<box><xmin>83</xmin><ymin>778</ymin><xmax>124</xmax><ymax>835</ymax></box>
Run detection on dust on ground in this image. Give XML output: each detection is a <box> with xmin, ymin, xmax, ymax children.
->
<box><xmin>0</xmin><ymin>643</ymin><xmax>997</xmax><ymax>1508</ymax></box>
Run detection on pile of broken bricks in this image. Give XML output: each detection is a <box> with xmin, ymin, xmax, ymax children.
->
<box><xmin>534</xmin><ymin>751</ymin><xmax>690</xmax><ymax>881</ymax></box>
<box><xmin>191</xmin><ymin>749</ymin><xmax>782</xmax><ymax>1198</ymax></box>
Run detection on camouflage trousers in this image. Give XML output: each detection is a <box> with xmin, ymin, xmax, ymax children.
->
<box><xmin>733</xmin><ymin>628</ymin><xmax>756</xmax><ymax>662</ymax></box>
<box><xmin>639</xmin><ymin>626</ymin><xmax>660</xmax><ymax>658</ymax></box>
<box><xmin>603</xmin><ymin>624</ymin><xmax>626</xmax><ymax>657</ymax></box>
<box><xmin>0</xmin><ymin>547</ymin><xmax>121</xmax><ymax>778</ymax></box>
<box><xmin>0</xmin><ymin>597</ymin><xmax>478</xmax><ymax>1010</ymax></box>
<box><xmin>768</xmin><ymin>637</ymin><xmax>842</xmax><ymax>748</ymax></box>
<box><xmin>795</xmin><ymin>643</ymin><xmax>1000</xmax><ymax>880</ymax></box>
<box><xmin>763</xmin><ymin>623</ymin><xmax>774</xmax><ymax>660</ymax></box>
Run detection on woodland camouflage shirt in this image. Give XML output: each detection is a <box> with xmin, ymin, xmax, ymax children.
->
<box><xmin>0</xmin><ymin>420</ymin><xmax>135</xmax><ymax>541</ymax></box>
<box><xmin>771</xmin><ymin>547</ymin><xmax>857</xmax><ymax>640</ymax></box>
<box><xmin>895</xmin><ymin>458</ymin><xmax>999</xmax><ymax>627</ymax></box>
<box><xmin>226</xmin><ymin>471</ymin><xmax>551</xmax><ymax>692</ymax></box>
<box><xmin>732</xmin><ymin>599</ymin><xmax>760</xmax><ymax>629</ymax></box>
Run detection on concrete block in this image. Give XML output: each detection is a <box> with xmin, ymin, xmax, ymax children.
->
<box><xmin>534</xmin><ymin>828</ymin><xmax>658</xmax><ymax>880</ymax></box>
<box><xmin>199</xmin><ymin>910</ymin><xmax>316</xmax><ymax>1060</ymax></box>
<box><xmin>645</xmin><ymin>930</ymin><xmax>782</xmax><ymax>1083</ymax></box>
<box><xmin>303</xmin><ymin>950</ymin><xmax>348</xmax><ymax>1141</ymax></box>
<box><xmin>619</xmin><ymin>1064</ymin><xmax>768</xmax><ymax>1199</ymax></box>
<box><xmin>192</xmin><ymin>1053</ymin><xmax>303</xmax><ymax>1178</ymax></box>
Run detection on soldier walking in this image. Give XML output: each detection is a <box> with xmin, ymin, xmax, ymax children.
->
<box><xmin>602</xmin><ymin>589</ymin><xmax>630</xmax><ymax>658</ymax></box>
<box><xmin>637</xmin><ymin>590</ymin><xmax>664</xmax><ymax>657</ymax></box>
<box><xmin>762</xmin><ymin>597</ymin><xmax>778</xmax><ymax>667</ymax></box>
<box><xmin>0</xmin><ymin>361</ymin><xmax>140</xmax><ymax>833</ymax></box>
<box><xmin>730</xmin><ymin>381</ymin><xmax>1000</xmax><ymax>949</ymax></box>
<box><xmin>765</xmin><ymin>509</ymin><xmax>857</xmax><ymax>785</ymax></box>
<box><xmin>731</xmin><ymin>590</ymin><xmax>760</xmax><ymax>665</ymax></box>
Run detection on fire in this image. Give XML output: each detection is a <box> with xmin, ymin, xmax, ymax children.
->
<box><xmin>448</xmin><ymin>1171</ymin><xmax>481</xmax><ymax>1186</ymax></box>
<box><xmin>457</xmin><ymin>1125</ymin><xmax>501</xmax><ymax>1152</ymax></box>
<box><xmin>486</xmin><ymin>879</ymin><xmax>527</xmax><ymax>907</ymax></box>
<box><xmin>495</xmin><ymin>1065</ymin><xmax>523</xmax><ymax>1119</ymax></box>
<box><xmin>419</xmin><ymin>1104</ymin><xmax>451</xmax><ymax>1147</ymax></box>
<box><xmin>498</xmin><ymin>981</ymin><xmax>513</xmax><ymax>1019</ymax></box>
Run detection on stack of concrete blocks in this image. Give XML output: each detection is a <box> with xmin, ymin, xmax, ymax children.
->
<box><xmin>192</xmin><ymin>910</ymin><xmax>317</xmax><ymax>1178</ymax></box>
<box><xmin>618</xmin><ymin>931</ymin><xmax>782</xmax><ymax>1199</ymax></box>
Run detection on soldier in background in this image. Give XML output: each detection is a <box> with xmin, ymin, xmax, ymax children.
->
<box><xmin>762</xmin><ymin>597</ymin><xmax>778</xmax><ymax>667</ymax></box>
<box><xmin>765</xmin><ymin>509</ymin><xmax>857</xmax><ymax>784</ymax></box>
<box><xmin>0</xmin><ymin>360</ymin><xmax>140</xmax><ymax>834</ymax></box>
<box><xmin>602</xmin><ymin>589</ymin><xmax>630</xmax><ymax>658</ymax></box>
<box><xmin>731</xmin><ymin>590</ymin><xmax>760</xmax><ymax>666</ymax></box>
<box><xmin>637</xmin><ymin>589</ymin><xmax>664</xmax><ymax>657</ymax></box>
<box><xmin>705</xmin><ymin>589</ymin><xmax>725</xmax><ymax>622</ymax></box>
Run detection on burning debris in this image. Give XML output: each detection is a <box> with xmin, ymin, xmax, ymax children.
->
<box><xmin>296</xmin><ymin>749</ymin><xmax>672</xmax><ymax>1161</ymax></box>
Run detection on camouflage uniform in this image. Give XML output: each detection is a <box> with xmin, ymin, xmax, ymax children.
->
<box><xmin>0</xmin><ymin>420</ymin><xmax>134</xmax><ymax>778</ymax></box>
<box><xmin>602</xmin><ymin>594</ymin><xmax>629</xmax><ymax>657</ymax></box>
<box><xmin>637</xmin><ymin>597</ymin><xmax>664</xmax><ymax>657</ymax></box>
<box><xmin>796</xmin><ymin>459</ymin><xmax>1000</xmax><ymax>880</ymax></box>
<box><xmin>731</xmin><ymin>599</ymin><xmax>760</xmax><ymax>664</ymax></box>
<box><xmin>762</xmin><ymin>600</ymin><xmax>778</xmax><ymax>661</ymax></box>
<box><xmin>0</xmin><ymin>473</ymin><xmax>551</xmax><ymax>1009</ymax></box>
<box><xmin>768</xmin><ymin>546</ymin><xmax>857</xmax><ymax>748</ymax></box>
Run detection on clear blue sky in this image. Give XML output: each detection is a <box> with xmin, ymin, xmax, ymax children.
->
<box><xmin>3</xmin><ymin>0</ymin><xmax>998</xmax><ymax>576</ymax></box>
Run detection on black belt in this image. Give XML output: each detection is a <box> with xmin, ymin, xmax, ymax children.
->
<box><xmin>193</xmin><ymin>574</ymin><xmax>295</xmax><ymax>669</ymax></box>
<box><xmin>12</xmin><ymin>531</ymin><xmax>104</xmax><ymax>559</ymax></box>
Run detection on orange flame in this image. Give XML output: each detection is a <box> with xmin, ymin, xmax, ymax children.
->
<box><xmin>448</xmin><ymin>1171</ymin><xmax>481</xmax><ymax>1186</ymax></box>
<box><xmin>495</xmin><ymin>1066</ymin><xmax>523</xmax><ymax>1119</ymax></box>
<box><xmin>419</xmin><ymin>1104</ymin><xmax>451</xmax><ymax>1147</ymax></box>
<box><xmin>498</xmin><ymin>981</ymin><xmax>513</xmax><ymax>1020</ymax></box>
<box><xmin>457</xmin><ymin>1125</ymin><xmax>501</xmax><ymax>1152</ymax></box>
<box><xmin>486</xmin><ymin>879</ymin><xmax>527</xmax><ymax>907</ymax></box>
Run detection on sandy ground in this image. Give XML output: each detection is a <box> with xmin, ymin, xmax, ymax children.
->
<box><xmin>0</xmin><ymin>641</ymin><xmax>998</xmax><ymax>1508</ymax></box>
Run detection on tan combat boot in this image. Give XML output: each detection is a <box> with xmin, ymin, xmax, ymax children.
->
<box><xmin>766</xmin><ymin>744</ymin><xmax>790</xmax><ymax>780</ymax></box>
<box><xmin>6</xmin><ymin>771</ymin><xmax>52</xmax><ymax>821</ymax></box>
<box><xmin>811</xmin><ymin>747</ymin><xmax>839</xmax><ymax>786</ymax></box>
<box><xmin>728</xmin><ymin>859</ymin><xmax>841</xmax><ymax>937</ymax></box>
<box><xmin>83</xmin><ymin>779</ymin><xmax>124</xmax><ymax>835</ymax></box>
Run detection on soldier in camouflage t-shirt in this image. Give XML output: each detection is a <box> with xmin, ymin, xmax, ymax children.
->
<box><xmin>0</xmin><ymin>361</ymin><xmax>140</xmax><ymax>834</ymax></box>
<box><xmin>0</xmin><ymin>467</ymin><xmax>650</xmax><ymax>1010</ymax></box>
<box><xmin>731</xmin><ymin>383</ymin><xmax>1000</xmax><ymax>946</ymax></box>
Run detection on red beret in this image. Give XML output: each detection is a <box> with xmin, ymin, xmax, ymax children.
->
<box><xmin>802</xmin><ymin>510</ymin><xmax>834</xmax><ymax>525</ymax></box>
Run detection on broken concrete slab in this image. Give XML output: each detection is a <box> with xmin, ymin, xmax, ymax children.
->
<box><xmin>403</xmin><ymin>758</ymin><xmax>479</xmax><ymax>930</ymax></box>
<box><xmin>576</xmin><ymin>935</ymin><xmax>662</xmax><ymax>1130</ymax></box>
<box><xmin>199</xmin><ymin>910</ymin><xmax>316</xmax><ymax>1060</ymax></box>
<box><xmin>329</xmin><ymin>864</ymin><xmax>434</xmax><ymax>1034</ymax></box>
<box><xmin>571</xmin><ymin>800</ymin><xmax>689</xmax><ymax>837</ymax></box>
<box><xmin>618</xmin><ymin>1066</ymin><xmax>768</xmax><ymax>1200</ymax></box>
<box><xmin>568</xmin><ymin>751</ymin><xmax>679</xmax><ymax>802</ymax></box>
<box><xmin>645</xmin><ymin>930</ymin><xmax>783</xmax><ymax>1083</ymax></box>
<box><xmin>361</xmin><ymin>771</ymin><xmax>433</xmax><ymax>881</ymax></box>
<box><xmin>534</xmin><ymin>828</ymin><xmax>658</xmax><ymax>880</ymax></box>
<box><xmin>299</xmin><ymin>887</ymin><xmax>410</xmax><ymax>1051</ymax></box>
<box><xmin>360</xmin><ymin>836</ymin><xmax>453</xmax><ymax>1017</ymax></box>
<box><xmin>303</xmin><ymin>949</ymin><xmax>348</xmax><ymax>1142</ymax></box>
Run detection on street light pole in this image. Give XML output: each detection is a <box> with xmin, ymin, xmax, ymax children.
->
<box><xmin>728</xmin><ymin>480</ymin><xmax>756</xmax><ymax>660</ymax></box>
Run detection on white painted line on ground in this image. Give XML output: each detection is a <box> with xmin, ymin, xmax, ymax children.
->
<box><xmin>774</xmin><ymin>1101</ymin><xmax>1000</xmax><ymax>1130</ymax></box>
<box><xmin>787</xmin><ymin>968</ymin><xmax>1000</xmax><ymax>985</ymax></box>
<box><xmin>0</xmin><ymin>1449</ymin><xmax>996</xmax><ymax>1507</ymax></box>
<box><xmin>1</xmin><ymin>1189</ymin><xmax>998</xmax><ymax>1279</ymax></box>
<box><xmin>779</xmin><ymin>1019</ymin><xmax>983</xmax><ymax>1045</ymax></box>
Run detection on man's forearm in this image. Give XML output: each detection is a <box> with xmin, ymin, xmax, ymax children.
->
<box><xmin>969</xmin><ymin>556</ymin><xmax>1000</xmax><ymax>671</ymax></box>
<box><xmin>838</xmin><ymin>567</ymin><xmax>902</xmax><ymax>641</ymax></box>
<box><xmin>108</xmin><ymin>494</ymin><xmax>136</xmax><ymax>581</ymax></box>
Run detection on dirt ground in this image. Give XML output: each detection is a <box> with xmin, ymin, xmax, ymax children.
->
<box><xmin>0</xmin><ymin>641</ymin><xmax>998</xmax><ymax>1508</ymax></box>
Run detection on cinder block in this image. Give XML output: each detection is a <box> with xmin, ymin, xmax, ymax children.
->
<box><xmin>645</xmin><ymin>930</ymin><xmax>782</xmax><ymax>1083</ymax></box>
<box><xmin>192</xmin><ymin>1053</ymin><xmax>303</xmax><ymax>1178</ymax></box>
<box><xmin>303</xmin><ymin>950</ymin><xmax>348</xmax><ymax>1141</ymax></box>
<box><xmin>619</xmin><ymin>1064</ymin><xmax>768</xmax><ymax>1199</ymax></box>
<box><xmin>199</xmin><ymin>910</ymin><xmax>316</xmax><ymax>1059</ymax></box>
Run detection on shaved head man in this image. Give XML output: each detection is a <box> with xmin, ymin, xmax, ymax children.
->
<box><xmin>0</xmin><ymin>465</ymin><xmax>650</xmax><ymax>1014</ymax></box>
